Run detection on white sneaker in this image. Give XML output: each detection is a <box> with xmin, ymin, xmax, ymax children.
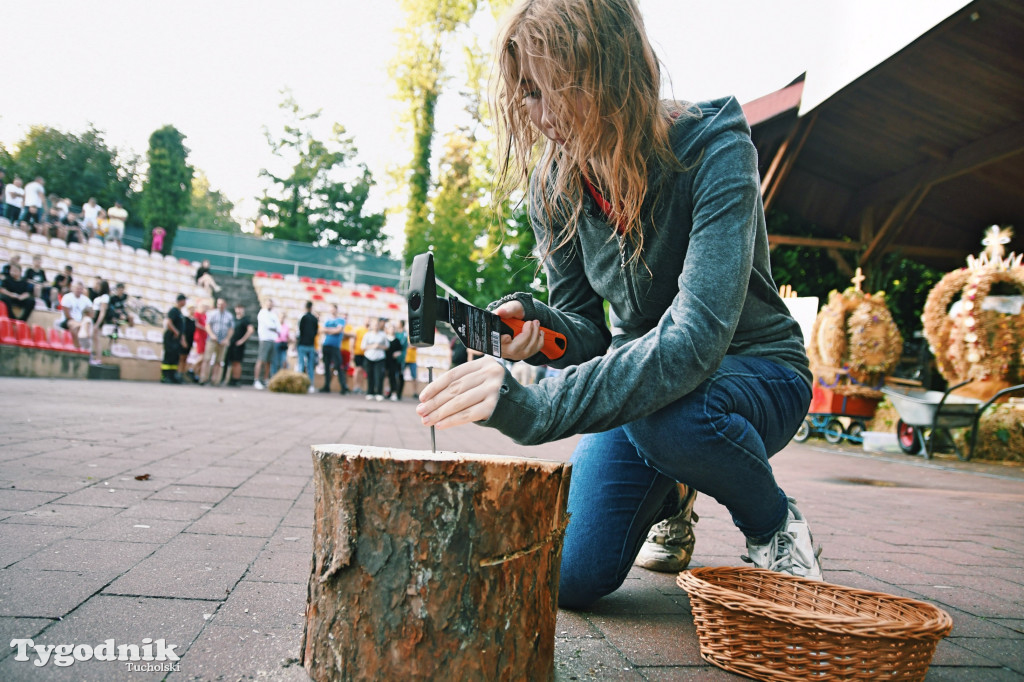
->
<box><xmin>742</xmin><ymin>497</ymin><xmax>823</xmax><ymax>580</ymax></box>
<box><xmin>308</xmin><ymin>386</ymin><xmax>316</xmax><ymax>394</ymax></box>
<box><xmin>375</xmin><ymin>394</ymin><xmax>384</xmax><ymax>402</ymax></box>
<box><xmin>365</xmin><ymin>395</ymin><xmax>374</xmax><ymax>401</ymax></box>
<box><xmin>635</xmin><ymin>485</ymin><xmax>698</xmax><ymax>573</ymax></box>
<box><xmin>389</xmin><ymin>394</ymin><xmax>398</xmax><ymax>401</ymax></box>
<box><xmin>254</xmin><ymin>380</ymin><xmax>265</xmax><ymax>390</ymax></box>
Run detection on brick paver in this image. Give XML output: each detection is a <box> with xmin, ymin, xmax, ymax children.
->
<box><xmin>1</xmin><ymin>377</ymin><xmax>1022</xmax><ymax>680</ymax></box>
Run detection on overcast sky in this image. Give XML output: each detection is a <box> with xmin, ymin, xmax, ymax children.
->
<box><xmin>1</xmin><ymin>0</ymin><xmax>969</xmax><ymax>250</ymax></box>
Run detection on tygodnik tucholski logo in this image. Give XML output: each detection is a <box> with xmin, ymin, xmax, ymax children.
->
<box><xmin>9</xmin><ymin>637</ymin><xmax>181</xmax><ymax>672</ymax></box>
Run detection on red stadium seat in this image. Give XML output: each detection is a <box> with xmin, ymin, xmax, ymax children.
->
<box><xmin>388</xmin><ymin>303</ymin><xmax>399</xmax><ymax>310</ymax></box>
<box><xmin>315</xmin><ymin>278</ymin><xmax>327</xmax><ymax>285</ymax></box>
<box><xmin>32</xmin><ymin>325</ymin><xmax>53</xmax><ymax>350</ymax></box>
<box><xmin>270</xmin><ymin>272</ymin><xmax>284</xmax><ymax>280</ymax></box>
<box><xmin>179</xmin><ymin>258</ymin><xmax>190</xmax><ymax>266</ymax></box>
<box><xmin>330</xmin><ymin>280</ymin><xmax>341</xmax><ymax>286</ymax></box>
<box><xmin>385</xmin><ymin>287</ymin><xmax>397</xmax><ymax>294</ymax></box>
<box><xmin>312</xmin><ymin>294</ymin><xmax>324</xmax><ymax>301</ymax></box>
<box><xmin>371</xmin><ymin>285</ymin><xmax>383</xmax><ymax>292</ymax></box>
<box><xmin>0</xmin><ymin>318</ymin><xmax>14</xmax><ymax>344</ymax></box>
<box><xmin>0</xmin><ymin>301</ymin><xmax>8</xmax><ymax>319</ymax></box>
<box><xmin>321</xmin><ymin>287</ymin><xmax>332</xmax><ymax>293</ymax></box>
<box><xmin>300</xmin><ymin>276</ymin><xmax>312</xmax><ymax>283</ymax></box>
<box><xmin>365</xmin><ymin>293</ymin><xmax>376</xmax><ymax>300</ymax></box>
<box><xmin>14</xmin><ymin>321</ymin><xmax>36</xmax><ymax>348</ymax></box>
<box><xmin>350</xmin><ymin>291</ymin><xmax>362</xmax><ymax>297</ymax></box>
<box><xmin>306</xmin><ymin>286</ymin><xmax>318</xmax><ymax>292</ymax></box>
<box><xmin>255</xmin><ymin>271</ymin><xmax>268</xmax><ymax>277</ymax></box>
<box><xmin>48</xmin><ymin>328</ymin><xmax>71</xmax><ymax>351</ymax></box>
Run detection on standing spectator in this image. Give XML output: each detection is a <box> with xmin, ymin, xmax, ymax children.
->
<box><xmin>226</xmin><ymin>304</ymin><xmax>254</xmax><ymax>387</ymax></box>
<box><xmin>297</xmin><ymin>301</ymin><xmax>319</xmax><ymax>393</ymax></box>
<box><xmin>195</xmin><ymin>259</ymin><xmax>221</xmax><ymax>295</ymax></box>
<box><xmin>161</xmin><ymin>294</ymin><xmax>187</xmax><ymax>384</ymax></box>
<box><xmin>270</xmin><ymin>309</ymin><xmax>291</xmax><ymax>377</ymax></box>
<box><xmin>150</xmin><ymin>226</ymin><xmax>166</xmax><ymax>254</ymax></box>
<box><xmin>361</xmin><ymin>318</ymin><xmax>388</xmax><ymax>402</ymax></box>
<box><xmin>52</xmin><ymin>265</ymin><xmax>74</xmax><ymax>302</ymax></box>
<box><xmin>200</xmin><ymin>298</ymin><xmax>233</xmax><ymax>385</ymax></box>
<box><xmin>4</xmin><ymin>177</ymin><xmax>23</xmax><ymax>224</ymax></box>
<box><xmin>21</xmin><ymin>177</ymin><xmax>45</xmax><ymax>232</ymax></box>
<box><xmin>89</xmin><ymin>279</ymin><xmax>110</xmax><ymax>364</ymax></box>
<box><xmin>106</xmin><ymin>201</ymin><xmax>127</xmax><ymax>247</ymax></box>
<box><xmin>80</xmin><ymin>198</ymin><xmax>104</xmax><ymax>237</ymax></box>
<box><xmin>0</xmin><ymin>262</ymin><xmax>34</xmax><ymax>321</ymax></box>
<box><xmin>350</xmin><ymin>318</ymin><xmax>370</xmax><ymax>394</ymax></box>
<box><xmin>58</xmin><ymin>281</ymin><xmax>93</xmax><ymax>347</ymax></box>
<box><xmin>189</xmin><ymin>300</ymin><xmax>208</xmax><ymax>382</ymax></box>
<box><xmin>253</xmin><ymin>298</ymin><xmax>278</xmax><ymax>390</ymax></box>
<box><xmin>384</xmin><ymin>321</ymin><xmax>404</xmax><ymax>401</ymax></box>
<box><xmin>319</xmin><ymin>304</ymin><xmax>348</xmax><ymax>394</ymax></box>
<box><xmin>404</xmin><ymin>343</ymin><xmax>420</xmax><ymax>399</ymax></box>
<box><xmin>24</xmin><ymin>255</ymin><xmax>51</xmax><ymax>308</ymax></box>
<box><xmin>178</xmin><ymin>304</ymin><xmax>197</xmax><ymax>382</ymax></box>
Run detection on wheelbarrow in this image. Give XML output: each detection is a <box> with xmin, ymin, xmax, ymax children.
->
<box><xmin>881</xmin><ymin>380</ymin><xmax>1024</xmax><ymax>460</ymax></box>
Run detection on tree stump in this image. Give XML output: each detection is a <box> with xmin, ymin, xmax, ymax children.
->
<box><xmin>301</xmin><ymin>445</ymin><xmax>572</xmax><ymax>681</ymax></box>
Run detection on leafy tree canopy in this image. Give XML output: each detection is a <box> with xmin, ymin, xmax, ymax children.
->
<box><xmin>140</xmin><ymin>125</ymin><xmax>193</xmax><ymax>253</ymax></box>
<box><xmin>258</xmin><ymin>93</ymin><xmax>387</xmax><ymax>254</ymax></box>
<box><xmin>4</xmin><ymin>125</ymin><xmax>137</xmax><ymax>211</ymax></box>
<box><xmin>184</xmin><ymin>171</ymin><xmax>241</xmax><ymax>233</ymax></box>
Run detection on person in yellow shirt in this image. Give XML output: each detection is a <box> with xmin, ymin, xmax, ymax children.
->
<box><xmin>350</xmin><ymin>318</ymin><xmax>370</xmax><ymax>394</ymax></box>
<box><xmin>404</xmin><ymin>342</ymin><xmax>419</xmax><ymax>399</ymax></box>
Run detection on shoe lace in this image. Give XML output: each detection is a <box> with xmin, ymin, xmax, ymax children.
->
<box><xmin>647</xmin><ymin>510</ymin><xmax>698</xmax><ymax>546</ymax></box>
<box><xmin>742</xmin><ymin>530</ymin><xmax>822</xmax><ymax>573</ymax></box>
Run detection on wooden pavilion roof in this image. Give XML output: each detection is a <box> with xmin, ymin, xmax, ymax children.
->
<box><xmin>745</xmin><ymin>0</ymin><xmax>1024</xmax><ymax>275</ymax></box>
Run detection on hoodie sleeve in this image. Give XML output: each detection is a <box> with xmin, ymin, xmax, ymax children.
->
<box><xmin>480</xmin><ymin>104</ymin><xmax>761</xmax><ymax>444</ymax></box>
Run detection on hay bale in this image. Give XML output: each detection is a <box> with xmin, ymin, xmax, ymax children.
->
<box><xmin>268</xmin><ymin>369</ymin><xmax>311</xmax><ymax>394</ymax></box>
<box><xmin>868</xmin><ymin>398</ymin><xmax>901</xmax><ymax>433</ymax></box>
<box><xmin>955</xmin><ymin>404</ymin><xmax>1024</xmax><ymax>462</ymax></box>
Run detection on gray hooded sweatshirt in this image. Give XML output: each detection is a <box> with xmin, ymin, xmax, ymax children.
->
<box><xmin>480</xmin><ymin>96</ymin><xmax>811</xmax><ymax>445</ymax></box>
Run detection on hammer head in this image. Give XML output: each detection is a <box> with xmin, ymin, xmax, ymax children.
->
<box><xmin>407</xmin><ymin>252</ymin><xmax>436</xmax><ymax>347</ymax></box>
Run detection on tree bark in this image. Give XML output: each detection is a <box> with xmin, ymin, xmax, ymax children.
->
<box><xmin>301</xmin><ymin>445</ymin><xmax>572</xmax><ymax>681</ymax></box>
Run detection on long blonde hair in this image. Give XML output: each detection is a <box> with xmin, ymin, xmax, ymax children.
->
<box><xmin>492</xmin><ymin>0</ymin><xmax>689</xmax><ymax>265</ymax></box>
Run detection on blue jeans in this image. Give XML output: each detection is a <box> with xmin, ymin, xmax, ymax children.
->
<box><xmin>271</xmin><ymin>345</ymin><xmax>288</xmax><ymax>376</ymax></box>
<box><xmin>297</xmin><ymin>345</ymin><xmax>318</xmax><ymax>385</ymax></box>
<box><xmin>558</xmin><ymin>355</ymin><xmax>811</xmax><ymax>609</ymax></box>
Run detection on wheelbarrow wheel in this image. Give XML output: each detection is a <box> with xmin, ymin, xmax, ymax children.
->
<box><xmin>793</xmin><ymin>419</ymin><xmax>811</xmax><ymax>443</ymax></box>
<box><xmin>823</xmin><ymin>418</ymin><xmax>844</xmax><ymax>444</ymax></box>
<box><xmin>896</xmin><ymin>419</ymin><xmax>922</xmax><ymax>455</ymax></box>
<box><xmin>846</xmin><ymin>421</ymin><xmax>865</xmax><ymax>443</ymax></box>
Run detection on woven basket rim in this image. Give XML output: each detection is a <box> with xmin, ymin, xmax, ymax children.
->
<box><xmin>679</xmin><ymin>567</ymin><xmax>953</xmax><ymax>640</ymax></box>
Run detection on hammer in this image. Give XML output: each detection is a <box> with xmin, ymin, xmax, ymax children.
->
<box><xmin>406</xmin><ymin>252</ymin><xmax>566</xmax><ymax>361</ymax></box>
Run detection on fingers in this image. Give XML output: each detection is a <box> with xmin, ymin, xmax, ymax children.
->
<box><xmin>501</xmin><ymin>319</ymin><xmax>545</xmax><ymax>361</ymax></box>
<box><xmin>417</xmin><ymin>358</ymin><xmax>505</xmax><ymax>429</ymax></box>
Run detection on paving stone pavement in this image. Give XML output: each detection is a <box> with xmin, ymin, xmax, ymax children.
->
<box><xmin>1</xmin><ymin>377</ymin><xmax>1022</xmax><ymax>681</ymax></box>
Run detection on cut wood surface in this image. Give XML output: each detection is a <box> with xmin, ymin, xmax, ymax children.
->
<box><xmin>302</xmin><ymin>445</ymin><xmax>572</xmax><ymax>681</ymax></box>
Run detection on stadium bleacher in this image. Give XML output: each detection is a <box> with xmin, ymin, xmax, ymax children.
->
<box><xmin>0</xmin><ymin>221</ymin><xmax>209</xmax><ymax>379</ymax></box>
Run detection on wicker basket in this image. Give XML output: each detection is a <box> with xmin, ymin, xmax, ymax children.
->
<box><xmin>677</xmin><ymin>567</ymin><xmax>952</xmax><ymax>681</ymax></box>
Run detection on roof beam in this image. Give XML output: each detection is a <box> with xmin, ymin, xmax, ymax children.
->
<box><xmin>859</xmin><ymin>184</ymin><xmax>931</xmax><ymax>265</ymax></box>
<box><xmin>766</xmin><ymin>234</ymin><xmax>965</xmax><ymax>262</ymax></box>
<box><xmin>850</xmin><ymin>121</ymin><xmax>1024</xmax><ymax>212</ymax></box>
<box><xmin>763</xmin><ymin>112</ymin><xmax>817</xmax><ymax>213</ymax></box>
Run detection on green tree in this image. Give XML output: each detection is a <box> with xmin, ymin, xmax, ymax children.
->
<box><xmin>139</xmin><ymin>125</ymin><xmax>193</xmax><ymax>253</ymax></box>
<box><xmin>9</xmin><ymin>125</ymin><xmax>136</xmax><ymax>209</ymax></box>
<box><xmin>258</xmin><ymin>94</ymin><xmax>387</xmax><ymax>253</ymax></box>
<box><xmin>184</xmin><ymin>171</ymin><xmax>241</xmax><ymax>233</ymax></box>
<box><xmin>390</xmin><ymin>0</ymin><xmax>479</xmax><ymax>265</ymax></box>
